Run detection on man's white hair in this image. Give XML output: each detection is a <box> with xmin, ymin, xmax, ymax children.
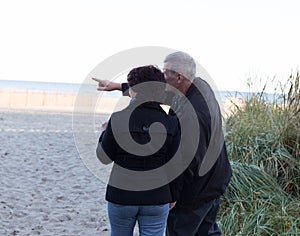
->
<box><xmin>164</xmin><ymin>51</ymin><xmax>196</xmax><ymax>81</ymax></box>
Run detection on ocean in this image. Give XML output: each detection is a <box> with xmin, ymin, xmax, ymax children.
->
<box><xmin>0</xmin><ymin>80</ymin><xmax>82</xmax><ymax>93</ymax></box>
<box><xmin>0</xmin><ymin>80</ymin><xmax>120</xmax><ymax>98</ymax></box>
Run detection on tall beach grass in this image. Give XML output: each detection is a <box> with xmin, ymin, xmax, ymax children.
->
<box><xmin>219</xmin><ymin>72</ymin><xmax>300</xmax><ymax>235</ymax></box>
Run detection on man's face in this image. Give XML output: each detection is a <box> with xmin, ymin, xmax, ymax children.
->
<box><xmin>163</xmin><ymin>62</ymin><xmax>179</xmax><ymax>92</ymax></box>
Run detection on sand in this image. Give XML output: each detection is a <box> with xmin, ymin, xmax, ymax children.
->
<box><xmin>0</xmin><ymin>108</ymin><xmax>125</xmax><ymax>235</ymax></box>
<box><xmin>0</xmin><ymin>91</ymin><xmax>243</xmax><ymax>235</ymax></box>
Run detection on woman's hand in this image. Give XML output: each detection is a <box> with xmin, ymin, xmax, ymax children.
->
<box><xmin>91</xmin><ymin>78</ymin><xmax>122</xmax><ymax>91</ymax></box>
<box><xmin>101</xmin><ymin>121</ymin><xmax>108</xmax><ymax>131</ymax></box>
<box><xmin>169</xmin><ymin>201</ymin><xmax>177</xmax><ymax>210</ymax></box>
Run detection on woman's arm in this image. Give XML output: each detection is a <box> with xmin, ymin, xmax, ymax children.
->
<box><xmin>96</xmin><ymin>119</ymin><xmax>116</xmax><ymax>164</ymax></box>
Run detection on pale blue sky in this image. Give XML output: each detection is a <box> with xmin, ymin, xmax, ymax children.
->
<box><xmin>0</xmin><ymin>0</ymin><xmax>299</xmax><ymax>92</ymax></box>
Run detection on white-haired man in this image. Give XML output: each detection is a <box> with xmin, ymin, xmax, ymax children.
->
<box><xmin>93</xmin><ymin>51</ymin><xmax>232</xmax><ymax>236</ymax></box>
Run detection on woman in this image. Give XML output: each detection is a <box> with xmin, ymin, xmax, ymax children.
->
<box><xmin>96</xmin><ymin>65</ymin><xmax>181</xmax><ymax>236</ymax></box>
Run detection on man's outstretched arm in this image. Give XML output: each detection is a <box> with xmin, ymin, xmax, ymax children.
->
<box><xmin>91</xmin><ymin>78</ymin><xmax>122</xmax><ymax>91</ymax></box>
<box><xmin>91</xmin><ymin>78</ymin><xmax>129</xmax><ymax>96</ymax></box>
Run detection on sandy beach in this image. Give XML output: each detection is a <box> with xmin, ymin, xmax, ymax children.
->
<box><xmin>0</xmin><ymin>108</ymin><xmax>126</xmax><ymax>235</ymax></box>
<box><xmin>0</xmin><ymin>89</ymin><xmax>242</xmax><ymax>235</ymax></box>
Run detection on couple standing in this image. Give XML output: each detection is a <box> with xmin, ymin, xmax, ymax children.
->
<box><xmin>95</xmin><ymin>51</ymin><xmax>232</xmax><ymax>236</ymax></box>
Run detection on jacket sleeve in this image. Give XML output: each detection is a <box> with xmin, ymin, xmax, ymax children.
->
<box><xmin>121</xmin><ymin>83</ymin><xmax>130</xmax><ymax>96</ymax></box>
<box><xmin>166</xmin><ymin>119</ymin><xmax>184</xmax><ymax>202</ymax></box>
<box><xmin>96</xmin><ymin>119</ymin><xmax>116</xmax><ymax>164</ymax></box>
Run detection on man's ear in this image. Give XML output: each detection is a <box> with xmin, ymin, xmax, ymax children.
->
<box><xmin>177</xmin><ymin>74</ymin><xmax>184</xmax><ymax>84</ymax></box>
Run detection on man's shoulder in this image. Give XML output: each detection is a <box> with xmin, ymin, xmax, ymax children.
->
<box><xmin>192</xmin><ymin>78</ymin><xmax>215</xmax><ymax>97</ymax></box>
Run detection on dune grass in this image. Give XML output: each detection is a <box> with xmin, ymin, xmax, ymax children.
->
<box><xmin>219</xmin><ymin>73</ymin><xmax>300</xmax><ymax>235</ymax></box>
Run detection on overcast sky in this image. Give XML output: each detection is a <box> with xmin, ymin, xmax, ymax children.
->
<box><xmin>0</xmin><ymin>0</ymin><xmax>299</xmax><ymax>92</ymax></box>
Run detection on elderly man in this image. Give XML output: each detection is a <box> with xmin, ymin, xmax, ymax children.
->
<box><xmin>93</xmin><ymin>51</ymin><xmax>232</xmax><ymax>236</ymax></box>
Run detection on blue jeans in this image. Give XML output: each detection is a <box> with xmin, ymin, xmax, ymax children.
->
<box><xmin>108</xmin><ymin>202</ymin><xmax>169</xmax><ymax>236</ymax></box>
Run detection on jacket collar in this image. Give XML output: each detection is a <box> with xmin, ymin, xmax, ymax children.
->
<box><xmin>185</xmin><ymin>80</ymin><xmax>199</xmax><ymax>98</ymax></box>
<box><xmin>128</xmin><ymin>99</ymin><xmax>164</xmax><ymax>112</ymax></box>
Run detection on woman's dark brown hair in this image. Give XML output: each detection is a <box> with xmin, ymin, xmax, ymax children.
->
<box><xmin>127</xmin><ymin>65</ymin><xmax>166</xmax><ymax>101</ymax></box>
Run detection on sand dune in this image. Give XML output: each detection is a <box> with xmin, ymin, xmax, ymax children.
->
<box><xmin>0</xmin><ymin>89</ymin><xmax>244</xmax><ymax>116</ymax></box>
<box><xmin>0</xmin><ymin>90</ymin><xmax>131</xmax><ymax>114</ymax></box>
